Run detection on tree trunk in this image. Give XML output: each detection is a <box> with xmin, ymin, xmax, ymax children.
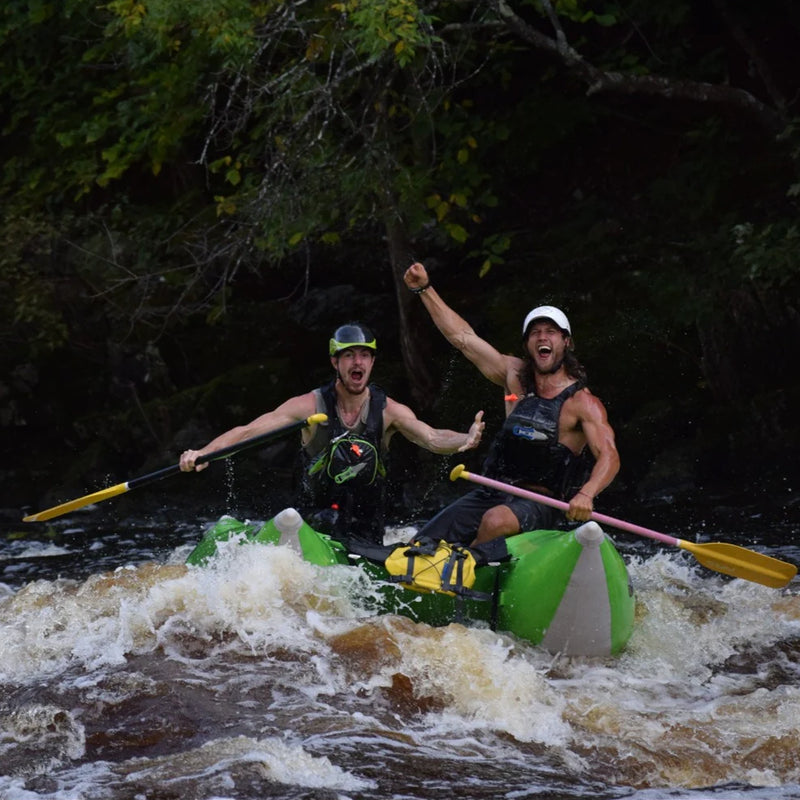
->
<box><xmin>384</xmin><ymin>216</ymin><xmax>440</xmax><ymax>412</ymax></box>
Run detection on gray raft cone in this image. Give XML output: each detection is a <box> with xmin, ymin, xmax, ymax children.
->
<box><xmin>274</xmin><ymin>507</ymin><xmax>303</xmax><ymax>551</ymax></box>
<box><xmin>574</xmin><ymin>520</ymin><xmax>605</xmax><ymax>546</ymax></box>
<box><xmin>540</xmin><ymin>520</ymin><xmax>614</xmax><ymax>656</ymax></box>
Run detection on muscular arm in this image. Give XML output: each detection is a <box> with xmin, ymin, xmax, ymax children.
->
<box><xmin>404</xmin><ymin>262</ymin><xmax>517</xmax><ymax>388</ymax></box>
<box><xmin>563</xmin><ymin>390</ymin><xmax>620</xmax><ymax>521</ymax></box>
<box><xmin>385</xmin><ymin>399</ymin><xmax>485</xmax><ymax>454</ymax></box>
<box><xmin>179</xmin><ymin>393</ymin><xmax>318</xmax><ymax>471</ymax></box>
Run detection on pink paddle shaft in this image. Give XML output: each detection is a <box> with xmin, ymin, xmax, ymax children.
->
<box><xmin>460</xmin><ymin>470</ymin><xmax>681</xmax><ymax>547</ymax></box>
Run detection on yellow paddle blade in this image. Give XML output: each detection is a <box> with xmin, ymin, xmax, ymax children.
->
<box><xmin>679</xmin><ymin>540</ymin><xmax>797</xmax><ymax>589</ymax></box>
<box><xmin>23</xmin><ymin>482</ymin><xmax>130</xmax><ymax>523</ymax></box>
<box><xmin>449</xmin><ymin>463</ymin><xmax>798</xmax><ymax>589</ymax></box>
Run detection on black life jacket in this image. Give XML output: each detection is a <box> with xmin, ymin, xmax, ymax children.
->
<box><xmin>483</xmin><ymin>382</ymin><xmax>594</xmax><ymax>499</ymax></box>
<box><xmin>300</xmin><ymin>381</ymin><xmax>388</xmax><ymax>544</ymax></box>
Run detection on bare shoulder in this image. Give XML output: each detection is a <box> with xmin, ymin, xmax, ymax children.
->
<box><xmin>272</xmin><ymin>390</ymin><xmax>319</xmax><ymax>421</ymax></box>
<box><xmin>383</xmin><ymin>396</ymin><xmax>416</xmax><ymax>428</ymax></box>
<box><xmin>291</xmin><ymin>390</ymin><xmax>320</xmax><ymax>412</ymax></box>
<box><xmin>458</xmin><ymin>333</ymin><xmax>521</xmax><ymax>387</ymax></box>
<box><xmin>566</xmin><ymin>387</ymin><xmax>610</xmax><ymax>422</ymax></box>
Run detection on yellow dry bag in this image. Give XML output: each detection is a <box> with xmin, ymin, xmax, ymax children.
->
<box><xmin>384</xmin><ymin>538</ymin><xmax>480</xmax><ymax>597</ymax></box>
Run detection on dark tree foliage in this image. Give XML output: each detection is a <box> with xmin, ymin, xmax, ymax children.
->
<box><xmin>2</xmin><ymin>0</ymin><xmax>799</xmax><ymax>506</ymax></box>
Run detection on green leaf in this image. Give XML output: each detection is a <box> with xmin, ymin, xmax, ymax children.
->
<box><xmin>446</xmin><ymin>223</ymin><xmax>468</xmax><ymax>243</ymax></box>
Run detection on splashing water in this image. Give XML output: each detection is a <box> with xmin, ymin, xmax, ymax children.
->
<box><xmin>1</xmin><ymin>515</ymin><xmax>799</xmax><ymax>799</ymax></box>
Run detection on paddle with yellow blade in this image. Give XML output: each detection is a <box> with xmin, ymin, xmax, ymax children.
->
<box><xmin>450</xmin><ymin>465</ymin><xmax>797</xmax><ymax>589</ymax></box>
<box><xmin>23</xmin><ymin>414</ymin><xmax>328</xmax><ymax>523</ymax></box>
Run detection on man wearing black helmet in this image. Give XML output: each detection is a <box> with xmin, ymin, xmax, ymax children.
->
<box><xmin>403</xmin><ymin>262</ymin><xmax>619</xmax><ymax>547</ymax></box>
<box><xmin>179</xmin><ymin>322</ymin><xmax>485</xmax><ymax>546</ymax></box>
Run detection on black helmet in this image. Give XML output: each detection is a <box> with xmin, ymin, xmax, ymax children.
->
<box><xmin>329</xmin><ymin>323</ymin><xmax>377</xmax><ymax>356</ymax></box>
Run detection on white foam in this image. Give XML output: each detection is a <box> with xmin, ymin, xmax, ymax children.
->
<box><xmin>0</xmin><ymin>541</ymin><xmax>367</xmax><ymax>682</ymax></box>
<box><xmin>115</xmin><ymin>735</ymin><xmax>375</xmax><ymax>791</ymax></box>
<box><xmin>2</xmin><ymin>534</ymin><xmax>799</xmax><ymax>792</ymax></box>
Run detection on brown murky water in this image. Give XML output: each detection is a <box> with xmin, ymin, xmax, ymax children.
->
<box><xmin>1</xmin><ymin>498</ymin><xmax>799</xmax><ymax>800</ymax></box>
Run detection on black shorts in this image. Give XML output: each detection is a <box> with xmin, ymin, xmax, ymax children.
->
<box><xmin>416</xmin><ymin>486</ymin><xmax>559</xmax><ymax>546</ymax></box>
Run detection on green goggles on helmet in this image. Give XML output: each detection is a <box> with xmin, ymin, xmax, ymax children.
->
<box><xmin>329</xmin><ymin>323</ymin><xmax>377</xmax><ymax>356</ymax></box>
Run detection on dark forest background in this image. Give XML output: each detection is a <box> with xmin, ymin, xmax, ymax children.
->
<box><xmin>2</xmin><ymin>0</ymin><xmax>799</xmax><ymax>523</ymax></box>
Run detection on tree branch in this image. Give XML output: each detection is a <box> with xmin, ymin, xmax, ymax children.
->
<box><xmin>710</xmin><ymin>0</ymin><xmax>788</xmax><ymax>113</ymax></box>
<box><xmin>488</xmin><ymin>0</ymin><xmax>786</xmax><ymax>137</ymax></box>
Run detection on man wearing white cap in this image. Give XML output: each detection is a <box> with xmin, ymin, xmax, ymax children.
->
<box><xmin>403</xmin><ymin>262</ymin><xmax>619</xmax><ymax>547</ymax></box>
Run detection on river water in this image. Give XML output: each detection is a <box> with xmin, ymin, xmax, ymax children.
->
<box><xmin>2</xmin><ymin>478</ymin><xmax>799</xmax><ymax>800</ymax></box>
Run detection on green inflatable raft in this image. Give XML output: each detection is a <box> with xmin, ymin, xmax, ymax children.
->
<box><xmin>186</xmin><ymin>509</ymin><xmax>636</xmax><ymax>657</ymax></box>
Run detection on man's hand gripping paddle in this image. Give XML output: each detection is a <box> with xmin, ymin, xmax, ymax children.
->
<box><xmin>23</xmin><ymin>414</ymin><xmax>328</xmax><ymax>523</ymax></box>
<box><xmin>450</xmin><ymin>465</ymin><xmax>797</xmax><ymax>589</ymax></box>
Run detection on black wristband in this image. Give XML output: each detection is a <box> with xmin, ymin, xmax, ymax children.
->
<box><xmin>409</xmin><ymin>283</ymin><xmax>430</xmax><ymax>295</ymax></box>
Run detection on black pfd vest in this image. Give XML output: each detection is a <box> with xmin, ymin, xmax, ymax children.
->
<box><xmin>300</xmin><ymin>381</ymin><xmax>388</xmax><ymax>543</ymax></box>
<box><xmin>483</xmin><ymin>382</ymin><xmax>594</xmax><ymax>499</ymax></box>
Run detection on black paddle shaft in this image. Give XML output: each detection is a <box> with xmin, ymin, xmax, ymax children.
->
<box><xmin>128</xmin><ymin>416</ymin><xmax>317</xmax><ymax>490</ymax></box>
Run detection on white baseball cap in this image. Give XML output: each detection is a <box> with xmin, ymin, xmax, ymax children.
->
<box><xmin>522</xmin><ymin>306</ymin><xmax>571</xmax><ymax>336</ymax></box>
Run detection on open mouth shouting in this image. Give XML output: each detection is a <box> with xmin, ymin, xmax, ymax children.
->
<box><xmin>534</xmin><ymin>341</ymin><xmax>557</xmax><ymax>367</ymax></box>
<box><xmin>336</xmin><ymin>368</ymin><xmax>367</xmax><ymax>396</ymax></box>
<box><xmin>530</xmin><ymin>337</ymin><xmax>565</xmax><ymax>375</ymax></box>
<box><xmin>346</xmin><ymin>366</ymin><xmax>366</xmax><ymax>388</ymax></box>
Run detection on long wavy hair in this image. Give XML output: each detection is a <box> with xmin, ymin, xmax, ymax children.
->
<box><xmin>517</xmin><ymin>338</ymin><xmax>588</xmax><ymax>394</ymax></box>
